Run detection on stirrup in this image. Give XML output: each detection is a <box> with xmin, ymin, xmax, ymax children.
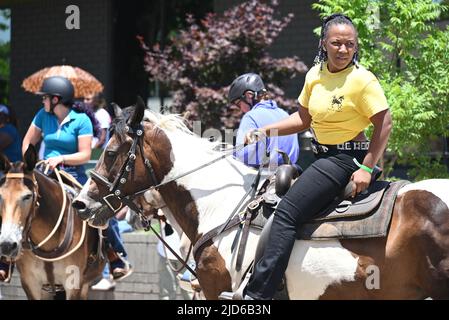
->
<box><xmin>218</xmin><ymin>271</ymin><xmax>252</xmax><ymax>300</ymax></box>
<box><xmin>111</xmin><ymin>258</ymin><xmax>133</xmax><ymax>281</ymax></box>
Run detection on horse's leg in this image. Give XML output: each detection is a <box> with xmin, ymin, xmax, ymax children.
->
<box><xmin>196</xmin><ymin>245</ymin><xmax>232</xmax><ymax>300</ymax></box>
<box><xmin>20</xmin><ymin>279</ymin><xmax>42</xmax><ymax>300</ymax></box>
<box><xmin>79</xmin><ymin>283</ymin><xmax>90</xmax><ymax>300</ymax></box>
<box><xmin>65</xmin><ymin>280</ymin><xmax>90</xmax><ymax>300</ymax></box>
<box><xmin>17</xmin><ymin>258</ymin><xmax>44</xmax><ymax>300</ymax></box>
<box><xmin>65</xmin><ymin>288</ymin><xmax>83</xmax><ymax>300</ymax></box>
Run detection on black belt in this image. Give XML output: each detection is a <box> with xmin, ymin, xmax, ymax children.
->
<box><xmin>311</xmin><ymin>139</ymin><xmax>370</xmax><ymax>155</ymax></box>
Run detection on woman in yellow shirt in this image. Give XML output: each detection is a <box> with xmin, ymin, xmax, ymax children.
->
<box><xmin>241</xmin><ymin>13</ymin><xmax>392</xmax><ymax>300</ymax></box>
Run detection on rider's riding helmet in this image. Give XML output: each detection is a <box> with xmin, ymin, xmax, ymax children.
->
<box><xmin>228</xmin><ymin>73</ymin><xmax>266</xmax><ymax>104</ymax></box>
<box><xmin>37</xmin><ymin>76</ymin><xmax>75</xmax><ymax>105</ymax></box>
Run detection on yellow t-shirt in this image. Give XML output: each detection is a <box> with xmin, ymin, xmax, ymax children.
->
<box><xmin>298</xmin><ymin>62</ymin><xmax>389</xmax><ymax>145</ymax></box>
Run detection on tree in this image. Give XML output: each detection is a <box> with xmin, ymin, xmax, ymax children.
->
<box><xmin>312</xmin><ymin>0</ymin><xmax>449</xmax><ymax>179</ymax></box>
<box><xmin>441</xmin><ymin>0</ymin><xmax>449</xmax><ymax>19</ymax></box>
<box><xmin>139</xmin><ymin>0</ymin><xmax>307</xmax><ymax>131</ymax></box>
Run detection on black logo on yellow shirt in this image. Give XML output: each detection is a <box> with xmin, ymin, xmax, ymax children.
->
<box><xmin>330</xmin><ymin>95</ymin><xmax>344</xmax><ymax>112</ymax></box>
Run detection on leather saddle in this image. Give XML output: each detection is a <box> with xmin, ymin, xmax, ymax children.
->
<box><xmin>254</xmin><ymin>165</ymin><xmax>408</xmax><ymax>240</ymax></box>
<box><xmin>252</xmin><ymin>164</ymin><xmax>410</xmax><ymax>264</ymax></box>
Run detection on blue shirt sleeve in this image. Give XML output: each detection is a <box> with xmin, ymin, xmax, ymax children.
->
<box><xmin>235</xmin><ymin>113</ymin><xmax>266</xmax><ymax>167</ymax></box>
<box><xmin>77</xmin><ymin>114</ymin><xmax>93</xmax><ymax>137</ymax></box>
<box><xmin>32</xmin><ymin>108</ymin><xmax>45</xmax><ymax>130</ymax></box>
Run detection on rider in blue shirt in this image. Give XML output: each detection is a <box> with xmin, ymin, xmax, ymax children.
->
<box><xmin>31</xmin><ymin>107</ymin><xmax>93</xmax><ymax>182</ymax></box>
<box><xmin>0</xmin><ymin>76</ymin><xmax>132</xmax><ymax>283</ymax></box>
<box><xmin>229</xmin><ymin>73</ymin><xmax>300</xmax><ymax>167</ymax></box>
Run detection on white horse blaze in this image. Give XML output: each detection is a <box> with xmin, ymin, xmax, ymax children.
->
<box><xmin>0</xmin><ymin>222</ymin><xmax>24</xmax><ymax>248</ymax></box>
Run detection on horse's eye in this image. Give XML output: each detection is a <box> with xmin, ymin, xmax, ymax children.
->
<box><xmin>22</xmin><ymin>194</ymin><xmax>33</xmax><ymax>201</ymax></box>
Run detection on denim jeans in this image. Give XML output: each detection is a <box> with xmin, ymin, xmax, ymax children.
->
<box><xmin>59</xmin><ymin>164</ymin><xmax>88</xmax><ymax>185</ymax></box>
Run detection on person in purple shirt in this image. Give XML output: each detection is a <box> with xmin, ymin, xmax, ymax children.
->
<box><xmin>229</xmin><ymin>73</ymin><xmax>300</xmax><ymax>168</ymax></box>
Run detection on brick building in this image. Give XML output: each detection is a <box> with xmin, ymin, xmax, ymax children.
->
<box><xmin>0</xmin><ymin>0</ymin><xmax>319</xmax><ymax>136</ymax></box>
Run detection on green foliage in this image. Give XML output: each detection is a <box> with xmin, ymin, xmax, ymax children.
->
<box><xmin>312</xmin><ymin>0</ymin><xmax>449</xmax><ymax>179</ymax></box>
<box><xmin>0</xmin><ymin>9</ymin><xmax>10</xmax><ymax>31</ymax></box>
<box><xmin>441</xmin><ymin>0</ymin><xmax>449</xmax><ymax>19</ymax></box>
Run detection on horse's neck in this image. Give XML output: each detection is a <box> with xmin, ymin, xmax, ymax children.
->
<box><xmin>161</xmin><ymin>131</ymin><xmax>257</xmax><ymax>239</ymax></box>
<box><xmin>34</xmin><ymin>170</ymin><xmax>65</xmax><ymax>227</ymax></box>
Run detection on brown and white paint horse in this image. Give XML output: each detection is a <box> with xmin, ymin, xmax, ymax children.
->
<box><xmin>0</xmin><ymin>145</ymin><xmax>104</xmax><ymax>299</ymax></box>
<box><xmin>73</xmin><ymin>100</ymin><xmax>449</xmax><ymax>299</ymax></box>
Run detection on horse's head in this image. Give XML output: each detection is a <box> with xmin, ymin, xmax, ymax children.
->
<box><xmin>72</xmin><ymin>97</ymin><xmax>173</xmax><ymax>228</ymax></box>
<box><xmin>0</xmin><ymin>145</ymin><xmax>38</xmax><ymax>258</ymax></box>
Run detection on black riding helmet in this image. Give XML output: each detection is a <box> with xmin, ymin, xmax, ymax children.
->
<box><xmin>36</xmin><ymin>76</ymin><xmax>75</xmax><ymax>105</ymax></box>
<box><xmin>228</xmin><ymin>73</ymin><xmax>266</xmax><ymax>104</ymax></box>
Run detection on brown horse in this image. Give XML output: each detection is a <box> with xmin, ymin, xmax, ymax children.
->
<box><xmin>73</xmin><ymin>98</ymin><xmax>449</xmax><ymax>299</ymax></box>
<box><xmin>0</xmin><ymin>145</ymin><xmax>105</xmax><ymax>299</ymax></box>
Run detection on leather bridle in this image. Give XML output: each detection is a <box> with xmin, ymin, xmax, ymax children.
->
<box><xmin>89</xmin><ymin>123</ymin><xmax>159</xmax><ymax>228</ymax></box>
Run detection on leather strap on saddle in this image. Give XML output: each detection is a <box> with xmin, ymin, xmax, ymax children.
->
<box><xmin>235</xmin><ymin>197</ymin><xmax>263</xmax><ymax>272</ymax></box>
<box><xmin>192</xmin><ymin>215</ymin><xmax>243</xmax><ymax>262</ymax></box>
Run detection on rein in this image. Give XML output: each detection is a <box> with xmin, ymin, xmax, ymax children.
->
<box><xmin>89</xmin><ymin>121</ymin><xmax>265</xmax><ymax>278</ymax></box>
<box><xmin>29</xmin><ymin>166</ymin><xmax>88</xmax><ymax>262</ymax></box>
<box><xmin>3</xmin><ymin>164</ymin><xmax>88</xmax><ymax>262</ymax></box>
<box><xmin>90</xmin><ymin>122</ymin><xmax>247</xmax><ymax>228</ymax></box>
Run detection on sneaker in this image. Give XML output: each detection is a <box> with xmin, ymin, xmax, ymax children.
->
<box><xmin>111</xmin><ymin>259</ymin><xmax>133</xmax><ymax>281</ymax></box>
<box><xmin>91</xmin><ymin>278</ymin><xmax>116</xmax><ymax>291</ymax></box>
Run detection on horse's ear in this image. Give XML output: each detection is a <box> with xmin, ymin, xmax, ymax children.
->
<box><xmin>0</xmin><ymin>153</ymin><xmax>11</xmax><ymax>172</ymax></box>
<box><xmin>111</xmin><ymin>102</ymin><xmax>123</xmax><ymax>118</ymax></box>
<box><xmin>128</xmin><ymin>96</ymin><xmax>146</xmax><ymax>127</ymax></box>
<box><xmin>23</xmin><ymin>144</ymin><xmax>37</xmax><ymax>172</ymax></box>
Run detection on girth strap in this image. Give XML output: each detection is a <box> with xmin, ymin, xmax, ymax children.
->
<box><xmin>192</xmin><ymin>214</ymin><xmax>243</xmax><ymax>262</ymax></box>
<box><xmin>235</xmin><ymin>208</ymin><xmax>255</xmax><ymax>272</ymax></box>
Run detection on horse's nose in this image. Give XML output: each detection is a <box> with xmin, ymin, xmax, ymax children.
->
<box><xmin>72</xmin><ymin>200</ymin><xmax>91</xmax><ymax>220</ymax></box>
<box><xmin>0</xmin><ymin>241</ymin><xmax>18</xmax><ymax>256</ymax></box>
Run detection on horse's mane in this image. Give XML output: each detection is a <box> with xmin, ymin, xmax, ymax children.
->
<box><xmin>143</xmin><ymin>110</ymin><xmax>227</xmax><ymax>157</ymax></box>
<box><xmin>143</xmin><ymin>110</ymin><xmax>194</xmax><ymax>136</ymax></box>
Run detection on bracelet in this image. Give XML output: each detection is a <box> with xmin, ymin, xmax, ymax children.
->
<box><xmin>353</xmin><ymin>158</ymin><xmax>373</xmax><ymax>174</ymax></box>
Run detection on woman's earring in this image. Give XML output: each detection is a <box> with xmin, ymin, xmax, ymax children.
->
<box><xmin>353</xmin><ymin>52</ymin><xmax>359</xmax><ymax>68</ymax></box>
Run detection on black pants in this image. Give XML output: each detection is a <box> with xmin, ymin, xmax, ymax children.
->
<box><xmin>246</xmin><ymin>151</ymin><xmax>366</xmax><ymax>300</ymax></box>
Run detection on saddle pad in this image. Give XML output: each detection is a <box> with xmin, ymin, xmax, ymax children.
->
<box><xmin>296</xmin><ymin>180</ymin><xmax>409</xmax><ymax>240</ymax></box>
<box><xmin>311</xmin><ymin>180</ymin><xmax>390</xmax><ymax>222</ymax></box>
